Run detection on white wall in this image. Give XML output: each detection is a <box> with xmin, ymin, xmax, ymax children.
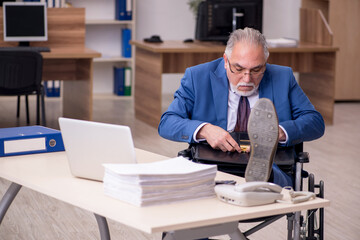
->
<box><xmin>136</xmin><ymin>0</ymin><xmax>195</xmax><ymax>41</ymax></box>
<box><xmin>136</xmin><ymin>0</ymin><xmax>301</xmax><ymax>41</ymax></box>
<box><xmin>262</xmin><ymin>0</ymin><xmax>301</xmax><ymax>39</ymax></box>
<box><xmin>136</xmin><ymin>0</ymin><xmax>301</xmax><ymax>95</ymax></box>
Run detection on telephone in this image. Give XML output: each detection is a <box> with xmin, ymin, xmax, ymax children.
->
<box><xmin>214</xmin><ymin>182</ymin><xmax>283</xmax><ymax>207</ymax></box>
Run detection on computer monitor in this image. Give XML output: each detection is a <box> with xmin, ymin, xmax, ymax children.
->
<box><xmin>3</xmin><ymin>2</ymin><xmax>48</xmax><ymax>46</ymax></box>
<box><xmin>0</xmin><ymin>0</ymin><xmax>15</xmax><ymax>7</ymax></box>
<box><xmin>195</xmin><ymin>0</ymin><xmax>263</xmax><ymax>43</ymax></box>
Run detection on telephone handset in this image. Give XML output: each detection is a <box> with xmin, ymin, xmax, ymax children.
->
<box><xmin>235</xmin><ymin>181</ymin><xmax>282</xmax><ymax>193</ymax></box>
<box><xmin>214</xmin><ymin>181</ymin><xmax>283</xmax><ymax>207</ymax></box>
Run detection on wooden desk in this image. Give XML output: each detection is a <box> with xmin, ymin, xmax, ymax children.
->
<box><xmin>0</xmin><ymin>149</ymin><xmax>329</xmax><ymax>240</ymax></box>
<box><xmin>131</xmin><ymin>40</ymin><xmax>338</xmax><ymax>127</ymax></box>
<box><xmin>41</xmin><ymin>47</ymin><xmax>101</xmax><ymax>120</ymax></box>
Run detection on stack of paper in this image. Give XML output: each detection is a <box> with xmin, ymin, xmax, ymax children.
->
<box><xmin>103</xmin><ymin>157</ymin><xmax>217</xmax><ymax>206</ymax></box>
<box><xmin>266</xmin><ymin>38</ymin><xmax>298</xmax><ymax>48</ymax></box>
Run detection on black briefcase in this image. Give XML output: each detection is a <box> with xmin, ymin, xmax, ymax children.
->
<box><xmin>190</xmin><ymin>132</ymin><xmax>295</xmax><ymax>177</ymax></box>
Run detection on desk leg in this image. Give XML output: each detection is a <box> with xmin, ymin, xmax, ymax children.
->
<box><xmin>62</xmin><ymin>79</ymin><xmax>93</xmax><ymax>120</ymax></box>
<box><xmin>94</xmin><ymin>213</ymin><xmax>111</xmax><ymax>240</ymax></box>
<box><xmin>293</xmin><ymin>211</ymin><xmax>301</xmax><ymax>240</ymax></box>
<box><xmin>0</xmin><ymin>183</ymin><xmax>22</xmax><ymax>225</ymax></box>
<box><xmin>162</xmin><ymin>221</ymin><xmax>247</xmax><ymax>240</ymax></box>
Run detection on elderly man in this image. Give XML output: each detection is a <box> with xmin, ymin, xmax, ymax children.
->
<box><xmin>158</xmin><ymin>28</ymin><xmax>324</xmax><ymax>187</ymax></box>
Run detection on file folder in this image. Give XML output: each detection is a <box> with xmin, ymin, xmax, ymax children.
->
<box><xmin>114</xmin><ymin>67</ymin><xmax>125</xmax><ymax>96</ymax></box>
<box><xmin>0</xmin><ymin>126</ymin><xmax>65</xmax><ymax>157</ymax></box>
<box><xmin>124</xmin><ymin>67</ymin><xmax>132</xmax><ymax>96</ymax></box>
<box><xmin>44</xmin><ymin>80</ymin><xmax>54</xmax><ymax>97</ymax></box>
<box><xmin>115</xmin><ymin>0</ymin><xmax>131</xmax><ymax>20</ymax></box>
<box><xmin>122</xmin><ymin>28</ymin><xmax>132</xmax><ymax>58</ymax></box>
<box><xmin>44</xmin><ymin>80</ymin><xmax>61</xmax><ymax>97</ymax></box>
<box><xmin>126</xmin><ymin>0</ymin><xmax>132</xmax><ymax>20</ymax></box>
<box><xmin>53</xmin><ymin>80</ymin><xmax>60</xmax><ymax>97</ymax></box>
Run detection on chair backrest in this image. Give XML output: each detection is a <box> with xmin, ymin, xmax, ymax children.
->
<box><xmin>0</xmin><ymin>50</ymin><xmax>43</xmax><ymax>95</ymax></box>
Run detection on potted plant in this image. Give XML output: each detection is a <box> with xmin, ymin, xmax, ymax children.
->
<box><xmin>187</xmin><ymin>0</ymin><xmax>203</xmax><ymax>16</ymax></box>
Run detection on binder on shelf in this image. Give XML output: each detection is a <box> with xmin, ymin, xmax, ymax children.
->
<box><xmin>44</xmin><ymin>80</ymin><xmax>60</xmax><ymax>97</ymax></box>
<box><xmin>53</xmin><ymin>80</ymin><xmax>60</xmax><ymax>97</ymax></box>
<box><xmin>124</xmin><ymin>67</ymin><xmax>132</xmax><ymax>96</ymax></box>
<box><xmin>0</xmin><ymin>126</ymin><xmax>65</xmax><ymax>157</ymax></box>
<box><xmin>115</xmin><ymin>0</ymin><xmax>132</xmax><ymax>20</ymax></box>
<box><xmin>125</xmin><ymin>0</ymin><xmax>132</xmax><ymax>20</ymax></box>
<box><xmin>114</xmin><ymin>67</ymin><xmax>125</xmax><ymax>96</ymax></box>
<box><xmin>115</xmin><ymin>0</ymin><xmax>125</xmax><ymax>20</ymax></box>
<box><xmin>122</xmin><ymin>28</ymin><xmax>131</xmax><ymax>58</ymax></box>
<box><xmin>44</xmin><ymin>81</ymin><xmax>53</xmax><ymax>97</ymax></box>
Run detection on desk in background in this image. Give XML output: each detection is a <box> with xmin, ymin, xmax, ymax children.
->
<box><xmin>0</xmin><ymin>8</ymin><xmax>101</xmax><ymax>121</ymax></box>
<box><xmin>131</xmin><ymin>40</ymin><xmax>338</xmax><ymax>128</ymax></box>
<box><xmin>41</xmin><ymin>47</ymin><xmax>100</xmax><ymax>120</ymax></box>
<box><xmin>0</xmin><ymin>149</ymin><xmax>329</xmax><ymax>240</ymax></box>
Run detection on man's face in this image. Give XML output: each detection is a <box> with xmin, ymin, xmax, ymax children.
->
<box><xmin>224</xmin><ymin>42</ymin><xmax>266</xmax><ymax>96</ymax></box>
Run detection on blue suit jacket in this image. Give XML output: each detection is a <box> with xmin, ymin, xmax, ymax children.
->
<box><xmin>158</xmin><ymin>58</ymin><xmax>325</xmax><ymax>146</ymax></box>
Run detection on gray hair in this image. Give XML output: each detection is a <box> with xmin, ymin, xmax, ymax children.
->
<box><xmin>225</xmin><ymin>27</ymin><xmax>269</xmax><ymax>60</ymax></box>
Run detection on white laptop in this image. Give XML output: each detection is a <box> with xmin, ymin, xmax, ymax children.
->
<box><xmin>59</xmin><ymin>117</ymin><xmax>137</xmax><ymax>181</ymax></box>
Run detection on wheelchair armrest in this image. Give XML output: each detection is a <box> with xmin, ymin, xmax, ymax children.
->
<box><xmin>296</xmin><ymin>152</ymin><xmax>309</xmax><ymax>163</ymax></box>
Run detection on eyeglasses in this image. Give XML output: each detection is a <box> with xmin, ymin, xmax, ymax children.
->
<box><xmin>227</xmin><ymin>59</ymin><xmax>266</xmax><ymax>78</ymax></box>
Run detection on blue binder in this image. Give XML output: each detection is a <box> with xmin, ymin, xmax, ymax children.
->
<box><xmin>53</xmin><ymin>80</ymin><xmax>61</xmax><ymax>97</ymax></box>
<box><xmin>44</xmin><ymin>81</ymin><xmax>54</xmax><ymax>97</ymax></box>
<box><xmin>125</xmin><ymin>0</ymin><xmax>132</xmax><ymax>20</ymax></box>
<box><xmin>0</xmin><ymin>126</ymin><xmax>65</xmax><ymax>157</ymax></box>
<box><xmin>113</xmin><ymin>67</ymin><xmax>125</xmax><ymax>96</ymax></box>
<box><xmin>115</xmin><ymin>0</ymin><xmax>132</xmax><ymax>20</ymax></box>
<box><xmin>44</xmin><ymin>80</ymin><xmax>61</xmax><ymax>97</ymax></box>
<box><xmin>122</xmin><ymin>28</ymin><xmax>132</xmax><ymax>58</ymax></box>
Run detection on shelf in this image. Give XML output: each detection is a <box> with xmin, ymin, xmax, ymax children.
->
<box><xmin>94</xmin><ymin>93</ymin><xmax>133</xmax><ymax>99</ymax></box>
<box><xmin>73</xmin><ymin>0</ymin><xmax>136</xmax><ymax>95</ymax></box>
<box><xmin>93</xmin><ymin>56</ymin><xmax>133</xmax><ymax>63</ymax></box>
<box><xmin>85</xmin><ymin>19</ymin><xmax>134</xmax><ymax>25</ymax></box>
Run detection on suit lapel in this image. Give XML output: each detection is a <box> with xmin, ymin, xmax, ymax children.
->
<box><xmin>259</xmin><ymin>64</ymin><xmax>274</xmax><ymax>102</ymax></box>
<box><xmin>210</xmin><ymin>60</ymin><xmax>228</xmax><ymax>129</ymax></box>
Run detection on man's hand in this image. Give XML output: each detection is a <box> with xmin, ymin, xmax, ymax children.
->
<box><xmin>196</xmin><ymin>124</ymin><xmax>241</xmax><ymax>152</ymax></box>
<box><xmin>278</xmin><ymin>127</ymin><xmax>286</xmax><ymax>141</ymax></box>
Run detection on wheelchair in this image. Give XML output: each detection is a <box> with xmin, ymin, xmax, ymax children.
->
<box><xmin>177</xmin><ymin>141</ymin><xmax>325</xmax><ymax>240</ymax></box>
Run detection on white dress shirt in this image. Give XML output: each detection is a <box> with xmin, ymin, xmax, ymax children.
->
<box><xmin>193</xmin><ymin>87</ymin><xmax>288</xmax><ymax>144</ymax></box>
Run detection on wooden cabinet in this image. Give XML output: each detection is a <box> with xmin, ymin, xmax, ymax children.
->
<box><xmin>302</xmin><ymin>0</ymin><xmax>360</xmax><ymax>100</ymax></box>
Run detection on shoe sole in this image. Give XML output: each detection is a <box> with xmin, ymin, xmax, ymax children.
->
<box><xmin>245</xmin><ymin>98</ymin><xmax>279</xmax><ymax>182</ymax></box>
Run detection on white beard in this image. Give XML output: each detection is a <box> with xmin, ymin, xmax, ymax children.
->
<box><xmin>230</xmin><ymin>82</ymin><xmax>259</xmax><ymax>97</ymax></box>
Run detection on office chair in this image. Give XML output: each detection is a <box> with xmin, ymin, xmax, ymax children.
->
<box><xmin>0</xmin><ymin>49</ymin><xmax>46</xmax><ymax>126</ymax></box>
<box><xmin>176</xmin><ymin>141</ymin><xmax>325</xmax><ymax>240</ymax></box>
